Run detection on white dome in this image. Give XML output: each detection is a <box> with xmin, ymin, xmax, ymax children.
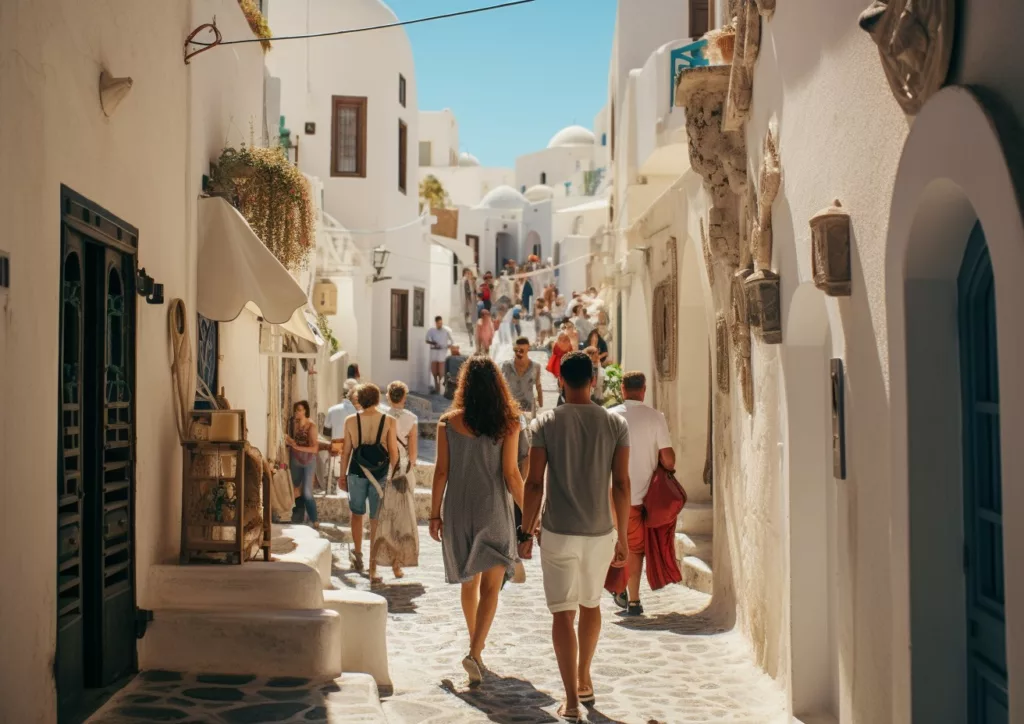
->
<box><xmin>524</xmin><ymin>184</ymin><xmax>555</xmax><ymax>201</ymax></box>
<box><xmin>477</xmin><ymin>185</ymin><xmax>530</xmax><ymax>209</ymax></box>
<box><xmin>547</xmin><ymin>125</ymin><xmax>596</xmax><ymax>148</ymax></box>
<box><xmin>458</xmin><ymin>152</ymin><xmax>480</xmax><ymax>167</ymax></box>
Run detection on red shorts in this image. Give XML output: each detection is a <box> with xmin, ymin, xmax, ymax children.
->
<box><xmin>627</xmin><ymin>506</ymin><xmax>645</xmax><ymax>555</ymax></box>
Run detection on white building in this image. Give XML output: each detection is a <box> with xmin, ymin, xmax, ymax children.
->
<box><xmin>602</xmin><ymin>0</ymin><xmax>1024</xmax><ymax>722</ymax></box>
<box><xmin>418</xmin><ymin>109</ymin><xmax>515</xmax><ymax>207</ymax></box>
<box><xmin>267</xmin><ymin>0</ymin><xmax>433</xmax><ymax>393</ymax></box>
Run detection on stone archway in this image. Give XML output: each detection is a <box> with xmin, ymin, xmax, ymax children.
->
<box><xmin>885</xmin><ymin>87</ymin><xmax>1024</xmax><ymax>723</ymax></box>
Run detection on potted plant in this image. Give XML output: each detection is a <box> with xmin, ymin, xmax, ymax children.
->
<box><xmin>706</xmin><ymin>25</ymin><xmax>736</xmax><ymax>65</ymax></box>
<box><xmin>209</xmin><ymin>144</ymin><xmax>316</xmax><ymax>272</ymax></box>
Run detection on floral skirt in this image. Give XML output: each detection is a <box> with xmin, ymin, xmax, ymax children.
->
<box><xmin>373</xmin><ymin>463</ymin><xmax>420</xmax><ymax>567</ymax></box>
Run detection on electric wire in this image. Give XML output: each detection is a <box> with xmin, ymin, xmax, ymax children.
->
<box><xmin>193</xmin><ymin>0</ymin><xmax>537</xmax><ymax>47</ymax></box>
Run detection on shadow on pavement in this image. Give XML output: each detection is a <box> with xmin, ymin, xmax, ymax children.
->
<box><xmin>441</xmin><ymin>675</ymin><xmax>560</xmax><ymax>723</ymax></box>
<box><xmin>374</xmin><ymin>581</ymin><xmax>427</xmax><ymax>614</ymax></box>
<box><xmin>613</xmin><ymin>610</ymin><xmax>728</xmax><ymax>636</ymax></box>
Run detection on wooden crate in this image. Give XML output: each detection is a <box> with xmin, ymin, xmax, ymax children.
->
<box><xmin>181</xmin><ymin>410</ymin><xmax>247</xmax><ymax>564</ymax></box>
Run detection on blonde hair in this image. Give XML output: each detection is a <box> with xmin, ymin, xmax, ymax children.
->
<box><xmin>387</xmin><ymin>381</ymin><xmax>408</xmax><ymax>404</ymax></box>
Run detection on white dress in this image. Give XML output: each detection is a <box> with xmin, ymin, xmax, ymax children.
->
<box><xmin>373</xmin><ymin>408</ymin><xmax>420</xmax><ymax>567</ymax></box>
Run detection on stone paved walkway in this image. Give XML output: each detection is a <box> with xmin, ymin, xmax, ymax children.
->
<box><xmin>85</xmin><ymin>671</ymin><xmax>385</xmax><ymax>723</ymax></box>
<box><xmin>331</xmin><ymin>529</ymin><xmax>789</xmax><ymax>724</ymax></box>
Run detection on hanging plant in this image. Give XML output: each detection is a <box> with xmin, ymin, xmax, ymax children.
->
<box><xmin>317</xmin><ymin>313</ymin><xmax>340</xmax><ymax>355</ymax></box>
<box><xmin>237</xmin><ymin>0</ymin><xmax>272</xmax><ymax>52</ymax></box>
<box><xmin>209</xmin><ymin>144</ymin><xmax>316</xmax><ymax>272</ymax></box>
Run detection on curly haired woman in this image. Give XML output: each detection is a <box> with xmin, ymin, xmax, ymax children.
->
<box><xmin>429</xmin><ymin>355</ymin><xmax>526</xmax><ymax>686</ymax></box>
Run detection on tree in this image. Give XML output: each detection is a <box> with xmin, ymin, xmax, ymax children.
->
<box><xmin>419</xmin><ymin>174</ymin><xmax>451</xmax><ymax>210</ymax></box>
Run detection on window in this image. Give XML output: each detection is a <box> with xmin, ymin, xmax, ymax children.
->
<box><xmin>413</xmin><ymin>287</ymin><xmax>425</xmax><ymax>327</ymax></box>
<box><xmin>601</xmin><ymin>133</ymin><xmax>607</xmax><ymax>146</ymax></box>
<box><xmin>466</xmin><ymin>234</ymin><xmax>480</xmax><ymax>268</ymax></box>
<box><xmin>521</xmin><ymin>185</ymin><xmax>527</xmax><ymax>193</ymax></box>
<box><xmin>390</xmin><ymin>289</ymin><xmax>409</xmax><ymax>359</ymax></box>
<box><xmin>398</xmin><ymin>120</ymin><xmax>408</xmax><ymax>194</ymax></box>
<box><xmin>419</xmin><ymin>140</ymin><xmax>432</xmax><ymax>167</ymax></box>
<box><xmin>540</xmin><ymin>172</ymin><xmax>547</xmax><ymax>185</ymax></box>
<box><xmin>452</xmin><ymin>258</ymin><xmax>459</xmax><ymax>285</ymax></box>
<box><xmin>331</xmin><ymin>96</ymin><xmax>367</xmax><ymax>177</ymax></box>
<box><xmin>689</xmin><ymin>0</ymin><xmax>710</xmax><ymax>38</ymax></box>
<box><xmin>196</xmin><ymin>314</ymin><xmax>219</xmax><ymax>409</ymax></box>
<box><xmin>399</xmin><ymin>74</ymin><xmax>407</xmax><ymax>107</ymax></box>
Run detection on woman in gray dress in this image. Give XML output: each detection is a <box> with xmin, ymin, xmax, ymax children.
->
<box><xmin>429</xmin><ymin>355</ymin><xmax>525</xmax><ymax>686</ymax></box>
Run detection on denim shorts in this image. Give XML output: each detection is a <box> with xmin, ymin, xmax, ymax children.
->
<box><xmin>347</xmin><ymin>474</ymin><xmax>381</xmax><ymax>519</ymax></box>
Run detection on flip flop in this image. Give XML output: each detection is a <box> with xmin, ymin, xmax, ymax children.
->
<box><xmin>577</xmin><ymin>687</ymin><xmax>595</xmax><ymax>705</ymax></box>
<box><xmin>557</xmin><ymin>703</ymin><xmax>581</xmax><ymax>722</ymax></box>
<box><xmin>462</xmin><ymin>655</ymin><xmax>483</xmax><ymax>686</ymax></box>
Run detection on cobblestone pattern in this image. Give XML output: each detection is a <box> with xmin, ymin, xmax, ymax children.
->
<box><xmin>331</xmin><ymin>528</ymin><xmax>788</xmax><ymax>724</ymax></box>
<box><xmin>85</xmin><ymin>672</ymin><xmax>385</xmax><ymax>724</ymax></box>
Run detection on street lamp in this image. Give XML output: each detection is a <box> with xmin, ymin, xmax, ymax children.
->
<box><xmin>371</xmin><ymin>245</ymin><xmax>392</xmax><ymax>283</ymax></box>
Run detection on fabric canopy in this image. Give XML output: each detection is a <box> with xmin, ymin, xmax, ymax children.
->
<box><xmin>556</xmin><ymin>197</ymin><xmax>609</xmax><ymax>214</ymax></box>
<box><xmin>197</xmin><ymin>196</ymin><xmax>307</xmax><ymax>325</ymax></box>
<box><xmin>430</xmin><ymin>234</ymin><xmax>476</xmax><ymax>267</ymax></box>
<box><xmin>281</xmin><ymin>306</ymin><xmax>324</xmax><ymax>347</ymax></box>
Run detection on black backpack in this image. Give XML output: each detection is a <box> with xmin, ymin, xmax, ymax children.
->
<box><xmin>353</xmin><ymin>414</ymin><xmax>390</xmax><ymax>481</ymax></box>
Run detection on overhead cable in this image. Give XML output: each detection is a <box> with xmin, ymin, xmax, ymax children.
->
<box><xmin>194</xmin><ymin>0</ymin><xmax>537</xmax><ymax>47</ymax></box>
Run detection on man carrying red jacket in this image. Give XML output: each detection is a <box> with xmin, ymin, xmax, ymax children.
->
<box><xmin>607</xmin><ymin>371</ymin><xmax>676</xmax><ymax>616</ymax></box>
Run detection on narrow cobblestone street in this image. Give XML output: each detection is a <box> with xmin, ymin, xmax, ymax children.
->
<box><xmin>331</xmin><ymin>528</ymin><xmax>788</xmax><ymax>724</ymax></box>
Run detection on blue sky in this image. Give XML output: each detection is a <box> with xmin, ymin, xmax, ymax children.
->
<box><xmin>384</xmin><ymin>0</ymin><xmax>617</xmax><ymax>168</ymax></box>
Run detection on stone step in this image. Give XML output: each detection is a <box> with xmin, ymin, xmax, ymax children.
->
<box><xmin>682</xmin><ymin>555</ymin><xmax>713</xmax><ymax>595</ymax></box>
<box><xmin>679</xmin><ymin>501</ymin><xmax>713</xmax><ymax>536</ymax></box>
<box><xmin>317</xmin><ymin>489</ymin><xmax>433</xmax><ymax>525</ymax></box>
<box><xmin>271</xmin><ymin>524</ymin><xmax>334</xmax><ymax>589</ymax></box>
<box><xmin>324</xmin><ymin>589</ymin><xmax>391</xmax><ymax>690</ymax></box>
<box><xmin>138</xmin><ymin>609</ymin><xmax>342</xmax><ymax>679</ymax></box>
<box><xmin>145</xmin><ymin>561</ymin><xmax>325</xmax><ymax>611</ymax></box>
<box><xmin>84</xmin><ymin>672</ymin><xmax>386</xmax><ymax>724</ymax></box>
<box><xmin>674</xmin><ymin>532</ymin><xmax>712</xmax><ymax>563</ymax></box>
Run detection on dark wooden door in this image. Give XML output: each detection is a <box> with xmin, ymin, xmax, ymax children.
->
<box><xmin>57</xmin><ymin>228</ymin><xmax>86</xmax><ymax>718</ymax></box>
<box><xmin>958</xmin><ymin>223</ymin><xmax>1008</xmax><ymax>723</ymax></box>
<box><xmin>58</xmin><ymin>190</ymin><xmax>138</xmax><ymax>721</ymax></box>
<box><xmin>689</xmin><ymin>0</ymin><xmax>709</xmax><ymax>37</ymax></box>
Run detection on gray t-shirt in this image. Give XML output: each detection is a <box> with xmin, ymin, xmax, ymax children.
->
<box><xmin>530</xmin><ymin>403</ymin><xmax>630</xmax><ymax>537</ymax></box>
<box><xmin>501</xmin><ymin>359</ymin><xmax>540</xmax><ymax>412</ymax></box>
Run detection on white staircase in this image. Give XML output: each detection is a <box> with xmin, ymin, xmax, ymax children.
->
<box><xmin>676</xmin><ymin>500</ymin><xmax>713</xmax><ymax>594</ymax></box>
<box><xmin>138</xmin><ymin>525</ymin><xmax>392</xmax><ymax>688</ymax></box>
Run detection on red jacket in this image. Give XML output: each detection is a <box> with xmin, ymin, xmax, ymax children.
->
<box><xmin>605</xmin><ymin>466</ymin><xmax>687</xmax><ymax>594</ymax></box>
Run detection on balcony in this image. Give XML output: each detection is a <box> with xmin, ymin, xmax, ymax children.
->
<box><xmin>632</xmin><ymin>38</ymin><xmax>708</xmax><ymax>181</ymax></box>
<box><xmin>429</xmin><ymin>207</ymin><xmax>459</xmax><ymax>239</ymax></box>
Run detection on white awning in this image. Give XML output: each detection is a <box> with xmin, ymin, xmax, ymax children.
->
<box><xmin>281</xmin><ymin>306</ymin><xmax>324</xmax><ymax>347</ymax></box>
<box><xmin>556</xmin><ymin>197</ymin><xmax>610</xmax><ymax>214</ymax></box>
<box><xmin>197</xmin><ymin>197</ymin><xmax>307</xmax><ymax>325</ymax></box>
<box><xmin>430</xmin><ymin>234</ymin><xmax>476</xmax><ymax>267</ymax></box>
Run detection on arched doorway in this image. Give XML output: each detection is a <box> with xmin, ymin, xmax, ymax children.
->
<box><xmin>495</xmin><ymin>231</ymin><xmax>516</xmax><ymax>272</ymax></box>
<box><xmin>958</xmin><ymin>224</ymin><xmax>1006</xmax><ymax>721</ymax></box>
<box><xmin>783</xmin><ymin>282</ymin><xmax>838</xmax><ymax>720</ymax></box>
<box><xmin>885</xmin><ymin>88</ymin><xmax>1024</xmax><ymax>723</ymax></box>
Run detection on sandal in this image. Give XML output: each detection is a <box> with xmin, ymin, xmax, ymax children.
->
<box><xmin>349</xmin><ymin>550</ymin><xmax>364</xmax><ymax>572</ymax></box>
<box><xmin>462</xmin><ymin>654</ymin><xmax>483</xmax><ymax>686</ymax></box>
<box><xmin>392</xmin><ymin>564</ymin><xmax>404</xmax><ymax>579</ymax></box>
<box><xmin>556</xmin><ymin>703</ymin><xmax>581</xmax><ymax>722</ymax></box>
<box><xmin>577</xmin><ymin>687</ymin><xmax>595</xmax><ymax>705</ymax></box>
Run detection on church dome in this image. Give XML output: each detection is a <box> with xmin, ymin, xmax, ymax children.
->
<box><xmin>524</xmin><ymin>184</ymin><xmax>555</xmax><ymax>202</ymax></box>
<box><xmin>477</xmin><ymin>185</ymin><xmax>530</xmax><ymax>209</ymax></box>
<box><xmin>458</xmin><ymin>152</ymin><xmax>480</xmax><ymax>167</ymax></box>
<box><xmin>547</xmin><ymin>125</ymin><xmax>596</xmax><ymax>148</ymax></box>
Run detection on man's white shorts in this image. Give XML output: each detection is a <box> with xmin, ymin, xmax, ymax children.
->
<box><xmin>539</xmin><ymin>528</ymin><xmax>616</xmax><ymax>614</ymax></box>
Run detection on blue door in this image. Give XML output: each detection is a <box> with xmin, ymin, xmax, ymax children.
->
<box><xmin>958</xmin><ymin>223</ymin><xmax>1008</xmax><ymax>723</ymax></box>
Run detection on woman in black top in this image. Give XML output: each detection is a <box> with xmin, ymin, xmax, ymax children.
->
<box><xmin>581</xmin><ymin>329</ymin><xmax>609</xmax><ymax>365</ymax></box>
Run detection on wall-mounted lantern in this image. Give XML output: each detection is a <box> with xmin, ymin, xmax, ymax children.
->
<box><xmin>136</xmin><ymin>267</ymin><xmax>164</xmax><ymax>305</ymax></box>
<box><xmin>810</xmin><ymin>199</ymin><xmax>851</xmax><ymax>296</ymax></box>
<box><xmin>745</xmin><ymin>269</ymin><xmax>781</xmax><ymax>343</ymax></box>
<box><xmin>831</xmin><ymin>358</ymin><xmax>847</xmax><ymax>479</ymax></box>
<box><xmin>371</xmin><ymin>245</ymin><xmax>392</xmax><ymax>283</ymax></box>
<box><xmin>312</xmin><ymin>279</ymin><xmax>338</xmax><ymax>315</ymax></box>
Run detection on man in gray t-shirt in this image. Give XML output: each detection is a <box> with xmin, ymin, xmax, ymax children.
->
<box><xmin>520</xmin><ymin>351</ymin><xmax>630</xmax><ymax>719</ymax></box>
